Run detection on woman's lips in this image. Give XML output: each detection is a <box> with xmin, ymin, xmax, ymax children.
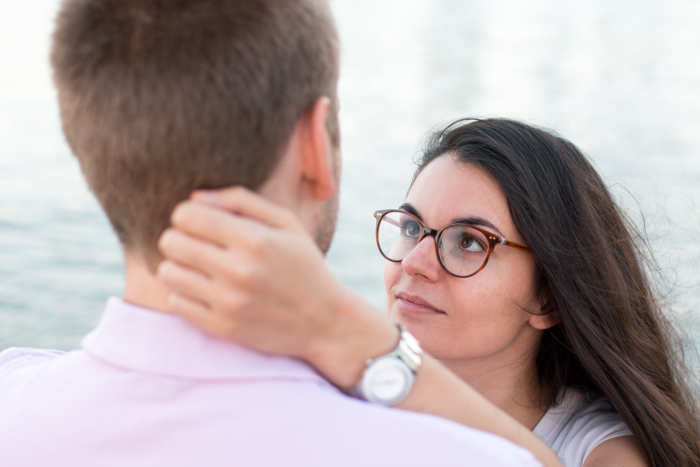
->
<box><xmin>395</xmin><ymin>292</ymin><xmax>445</xmax><ymax>315</ymax></box>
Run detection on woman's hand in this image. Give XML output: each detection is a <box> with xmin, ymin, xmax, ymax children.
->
<box><xmin>156</xmin><ymin>187</ymin><xmax>398</xmax><ymax>388</ymax></box>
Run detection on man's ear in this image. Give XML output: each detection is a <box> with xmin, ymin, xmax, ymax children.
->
<box><xmin>299</xmin><ymin>96</ymin><xmax>337</xmax><ymax>201</ymax></box>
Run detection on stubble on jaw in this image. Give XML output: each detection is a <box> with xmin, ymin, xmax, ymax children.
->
<box><xmin>315</xmin><ymin>194</ymin><xmax>338</xmax><ymax>254</ymax></box>
<box><xmin>314</xmin><ymin>146</ymin><xmax>341</xmax><ymax>254</ymax></box>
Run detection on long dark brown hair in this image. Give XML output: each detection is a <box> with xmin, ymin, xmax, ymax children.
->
<box><xmin>416</xmin><ymin>118</ymin><xmax>700</xmax><ymax>466</ymax></box>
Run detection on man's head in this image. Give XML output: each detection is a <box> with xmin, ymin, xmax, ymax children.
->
<box><xmin>51</xmin><ymin>0</ymin><xmax>340</xmax><ymax>265</ymax></box>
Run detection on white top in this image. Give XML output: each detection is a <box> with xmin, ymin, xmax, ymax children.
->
<box><xmin>534</xmin><ymin>388</ymin><xmax>633</xmax><ymax>467</ymax></box>
<box><xmin>0</xmin><ymin>298</ymin><xmax>541</xmax><ymax>467</ymax></box>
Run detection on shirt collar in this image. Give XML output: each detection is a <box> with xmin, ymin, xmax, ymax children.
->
<box><xmin>82</xmin><ymin>297</ymin><xmax>329</xmax><ymax>385</ymax></box>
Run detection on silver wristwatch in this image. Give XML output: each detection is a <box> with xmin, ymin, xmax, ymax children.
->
<box><xmin>352</xmin><ymin>325</ymin><xmax>423</xmax><ymax>406</ymax></box>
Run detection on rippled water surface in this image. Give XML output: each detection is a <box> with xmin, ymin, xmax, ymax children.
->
<box><xmin>1</xmin><ymin>0</ymin><xmax>700</xmax><ymax>358</ymax></box>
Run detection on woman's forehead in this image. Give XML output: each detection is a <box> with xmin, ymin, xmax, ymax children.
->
<box><xmin>407</xmin><ymin>156</ymin><xmax>514</xmax><ymax>231</ymax></box>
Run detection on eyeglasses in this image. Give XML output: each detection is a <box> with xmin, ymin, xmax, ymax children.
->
<box><xmin>374</xmin><ymin>209</ymin><xmax>530</xmax><ymax>278</ymax></box>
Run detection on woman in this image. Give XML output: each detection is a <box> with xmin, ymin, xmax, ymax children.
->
<box><xmin>157</xmin><ymin>119</ymin><xmax>700</xmax><ymax>466</ymax></box>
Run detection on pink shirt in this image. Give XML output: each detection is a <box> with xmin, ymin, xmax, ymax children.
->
<box><xmin>0</xmin><ymin>298</ymin><xmax>540</xmax><ymax>467</ymax></box>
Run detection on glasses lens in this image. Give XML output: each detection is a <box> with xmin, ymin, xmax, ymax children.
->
<box><xmin>438</xmin><ymin>225</ymin><xmax>490</xmax><ymax>276</ymax></box>
<box><xmin>377</xmin><ymin>211</ymin><xmax>421</xmax><ymax>261</ymax></box>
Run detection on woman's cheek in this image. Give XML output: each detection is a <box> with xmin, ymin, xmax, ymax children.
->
<box><xmin>441</xmin><ymin>284</ymin><xmax>532</xmax><ymax>359</ymax></box>
<box><xmin>383</xmin><ymin>261</ymin><xmax>400</xmax><ymax>298</ymax></box>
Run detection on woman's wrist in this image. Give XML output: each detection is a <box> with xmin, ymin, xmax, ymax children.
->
<box><xmin>302</xmin><ymin>287</ymin><xmax>399</xmax><ymax>389</ymax></box>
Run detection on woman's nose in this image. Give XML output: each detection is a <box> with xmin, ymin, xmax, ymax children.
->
<box><xmin>401</xmin><ymin>235</ymin><xmax>442</xmax><ymax>281</ymax></box>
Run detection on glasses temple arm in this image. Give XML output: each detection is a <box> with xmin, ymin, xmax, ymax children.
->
<box><xmin>381</xmin><ymin>216</ymin><xmax>401</xmax><ymax>228</ymax></box>
<box><xmin>502</xmin><ymin>239</ymin><xmax>530</xmax><ymax>252</ymax></box>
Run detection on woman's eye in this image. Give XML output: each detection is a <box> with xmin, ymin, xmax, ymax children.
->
<box><xmin>458</xmin><ymin>235</ymin><xmax>484</xmax><ymax>252</ymax></box>
<box><xmin>402</xmin><ymin>221</ymin><xmax>421</xmax><ymax>237</ymax></box>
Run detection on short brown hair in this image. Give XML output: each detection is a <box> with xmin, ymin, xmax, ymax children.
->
<box><xmin>51</xmin><ymin>0</ymin><xmax>340</xmax><ymax>260</ymax></box>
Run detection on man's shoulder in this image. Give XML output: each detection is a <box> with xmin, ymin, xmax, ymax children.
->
<box><xmin>266</xmin><ymin>382</ymin><xmax>541</xmax><ymax>467</ymax></box>
<box><xmin>0</xmin><ymin>347</ymin><xmax>66</xmax><ymax>376</ymax></box>
<box><xmin>0</xmin><ymin>349</ymin><xmax>540</xmax><ymax>467</ymax></box>
<box><xmin>0</xmin><ymin>347</ymin><xmax>65</xmax><ymax>365</ymax></box>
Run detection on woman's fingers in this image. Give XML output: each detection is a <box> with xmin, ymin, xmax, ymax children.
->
<box><xmin>159</xmin><ymin>228</ymin><xmax>256</xmax><ymax>283</ymax></box>
<box><xmin>190</xmin><ymin>186</ymin><xmax>304</xmax><ymax>232</ymax></box>
<box><xmin>165</xmin><ymin>292</ymin><xmax>230</xmax><ymax>339</ymax></box>
<box><xmin>159</xmin><ymin>228</ymin><xmax>270</xmax><ymax>295</ymax></box>
<box><xmin>158</xmin><ymin>228</ymin><xmax>227</xmax><ymax>278</ymax></box>
<box><xmin>170</xmin><ymin>201</ymin><xmax>268</xmax><ymax>248</ymax></box>
<box><xmin>157</xmin><ymin>186</ymin><xmax>344</xmax><ymax>360</ymax></box>
<box><xmin>158</xmin><ymin>259</ymin><xmax>216</xmax><ymax>305</ymax></box>
<box><xmin>160</xmin><ymin>261</ymin><xmax>254</xmax><ymax>340</ymax></box>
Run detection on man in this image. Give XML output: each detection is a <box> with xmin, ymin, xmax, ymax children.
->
<box><xmin>0</xmin><ymin>1</ymin><xmax>540</xmax><ymax>465</ymax></box>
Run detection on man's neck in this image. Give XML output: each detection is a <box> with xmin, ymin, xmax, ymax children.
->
<box><xmin>122</xmin><ymin>253</ymin><xmax>172</xmax><ymax>313</ymax></box>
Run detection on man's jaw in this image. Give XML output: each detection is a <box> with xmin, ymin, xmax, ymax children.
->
<box><xmin>314</xmin><ymin>190</ymin><xmax>339</xmax><ymax>255</ymax></box>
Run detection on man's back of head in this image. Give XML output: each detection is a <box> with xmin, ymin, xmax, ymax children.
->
<box><xmin>51</xmin><ymin>0</ymin><xmax>340</xmax><ymax>265</ymax></box>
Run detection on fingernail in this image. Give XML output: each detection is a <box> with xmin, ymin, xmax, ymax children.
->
<box><xmin>158</xmin><ymin>230</ymin><xmax>175</xmax><ymax>249</ymax></box>
<box><xmin>192</xmin><ymin>190</ymin><xmax>219</xmax><ymax>205</ymax></box>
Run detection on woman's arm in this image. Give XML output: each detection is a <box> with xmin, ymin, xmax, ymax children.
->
<box><xmin>157</xmin><ymin>187</ymin><xmax>563</xmax><ymax>467</ymax></box>
<box><xmin>583</xmin><ymin>437</ymin><xmax>649</xmax><ymax>467</ymax></box>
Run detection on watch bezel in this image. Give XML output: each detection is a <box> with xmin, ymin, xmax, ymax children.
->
<box><xmin>351</xmin><ymin>325</ymin><xmax>423</xmax><ymax>406</ymax></box>
<box><xmin>360</xmin><ymin>355</ymin><xmax>415</xmax><ymax>406</ymax></box>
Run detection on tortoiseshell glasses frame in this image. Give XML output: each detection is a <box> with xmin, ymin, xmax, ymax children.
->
<box><xmin>373</xmin><ymin>209</ymin><xmax>531</xmax><ymax>278</ymax></box>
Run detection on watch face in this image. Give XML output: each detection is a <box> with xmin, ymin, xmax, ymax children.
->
<box><xmin>361</xmin><ymin>357</ymin><xmax>414</xmax><ymax>405</ymax></box>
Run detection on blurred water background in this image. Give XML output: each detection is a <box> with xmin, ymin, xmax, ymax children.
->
<box><xmin>1</xmin><ymin>0</ymin><xmax>699</xmax><ymax>370</ymax></box>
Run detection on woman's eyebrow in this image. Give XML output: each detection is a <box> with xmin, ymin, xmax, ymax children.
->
<box><xmin>399</xmin><ymin>203</ymin><xmax>423</xmax><ymax>221</ymax></box>
<box><xmin>452</xmin><ymin>216</ymin><xmax>504</xmax><ymax>236</ymax></box>
<box><xmin>400</xmin><ymin>203</ymin><xmax>504</xmax><ymax>236</ymax></box>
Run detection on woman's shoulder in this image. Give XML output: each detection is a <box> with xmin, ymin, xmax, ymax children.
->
<box><xmin>534</xmin><ymin>387</ymin><xmax>633</xmax><ymax>467</ymax></box>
